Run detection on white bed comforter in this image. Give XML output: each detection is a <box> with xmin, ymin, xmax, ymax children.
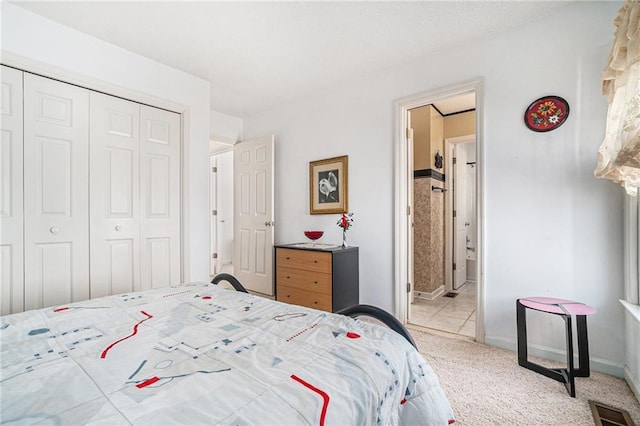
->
<box><xmin>1</xmin><ymin>283</ymin><xmax>454</xmax><ymax>425</ymax></box>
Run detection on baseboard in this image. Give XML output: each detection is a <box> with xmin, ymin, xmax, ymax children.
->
<box><xmin>414</xmin><ymin>285</ymin><xmax>445</xmax><ymax>301</ymax></box>
<box><xmin>624</xmin><ymin>366</ymin><xmax>640</xmax><ymax>403</ymax></box>
<box><xmin>484</xmin><ymin>335</ymin><xmax>624</xmax><ymax>378</ymax></box>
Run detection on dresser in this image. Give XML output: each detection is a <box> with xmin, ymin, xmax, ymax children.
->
<box><xmin>275</xmin><ymin>244</ymin><xmax>359</xmax><ymax>312</ymax></box>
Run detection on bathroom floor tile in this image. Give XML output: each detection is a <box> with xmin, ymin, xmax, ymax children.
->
<box><xmin>423</xmin><ymin>316</ymin><xmax>466</xmax><ymax>333</ymax></box>
<box><xmin>459</xmin><ymin>320</ymin><xmax>476</xmax><ymax>338</ymax></box>
<box><xmin>440</xmin><ymin>307</ymin><xmax>474</xmax><ymax>320</ymax></box>
<box><xmin>409</xmin><ymin>281</ymin><xmax>477</xmax><ymax>338</ymax></box>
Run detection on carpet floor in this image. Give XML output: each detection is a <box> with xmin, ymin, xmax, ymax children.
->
<box><xmin>410</xmin><ymin>326</ymin><xmax>640</xmax><ymax>425</ymax></box>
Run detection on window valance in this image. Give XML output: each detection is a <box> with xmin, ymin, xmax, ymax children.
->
<box><xmin>594</xmin><ymin>0</ymin><xmax>640</xmax><ymax>196</ymax></box>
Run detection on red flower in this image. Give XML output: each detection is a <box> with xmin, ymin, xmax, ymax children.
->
<box><xmin>337</xmin><ymin>213</ymin><xmax>354</xmax><ymax>230</ymax></box>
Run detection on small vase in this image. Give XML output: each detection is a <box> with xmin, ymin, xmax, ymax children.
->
<box><xmin>342</xmin><ymin>229</ymin><xmax>348</xmax><ymax>248</ymax></box>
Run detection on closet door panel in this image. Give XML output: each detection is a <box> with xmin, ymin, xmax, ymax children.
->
<box><xmin>89</xmin><ymin>92</ymin><xmax>140</xmax><ymax>298</ymax></box>
<box><xmin>140</xmin><ymin>105</ymin><xmax>181</xmax><ymax>289</ymax></box>
<box><xmin>0</xmin><ymin>66</ymin><xmax>24</xmax><ymax>315</ymax></box>
<box><xmin>23</xmin><ymin>74</ymin><xmax>89</xmax><ymax>310</ymax></box>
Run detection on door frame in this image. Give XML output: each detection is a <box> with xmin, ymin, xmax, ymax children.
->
<box><xmin>394</xmin><ymin>78</ymin><xmax>485</xmax><ymax>343</ymax></box>
<box><xmin>444</xmin><ymin>135</ymin><xmax>476</xmax><ymax>293</ymax></box>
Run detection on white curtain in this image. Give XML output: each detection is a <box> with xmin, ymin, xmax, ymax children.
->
<box><xmin>594</xmin><ymin>0</ymin><xmax>640</xmax><ymax>196</ymax></box>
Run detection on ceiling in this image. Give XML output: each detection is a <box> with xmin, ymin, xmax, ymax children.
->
<box><xmin>11</xmin><ymin>1</ymin><xmax>577</xmax><ymax>118</ymax></box>
<box><xmin>432</xmin><ymin>93</ymin><xmax>476</xmax><ymax>116</ymax></box>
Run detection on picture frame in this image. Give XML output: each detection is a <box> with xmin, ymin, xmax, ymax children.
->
<box><xmin>309</xmin><ymin>155</ymin><xmax>348</xmax><ymax>215</ymax></box>
<box><xmin>524</xmin><ymin>95</ymin><xmax>570</xmax><ymax>132</ymax></box>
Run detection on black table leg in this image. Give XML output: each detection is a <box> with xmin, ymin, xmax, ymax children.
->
<box><xmin>574</xmin><ymin>315</ymin><xmax>590</xmax><ymax>378</ymax></box>
<box><xmin>516</xmin><ymin>299</ymin><xmax>589</xmax><ymax>397</ymax></box>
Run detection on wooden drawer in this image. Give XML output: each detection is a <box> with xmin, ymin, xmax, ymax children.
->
<box><xmin>276</xmin><ymin>285</ymin><xmax>332</xmax><ymax>312</ymax></box>
<box><xmin>276</xmin><ymin>266</ymin><xmax>332</xmax><ymax>295</ymax></box>
<box><xmin>276</xmin><ymin>248</ymin><xmax>331</xmax><ymax>274</ymax></box>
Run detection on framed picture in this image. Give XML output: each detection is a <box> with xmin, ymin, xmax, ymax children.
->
<box><xmin>524</xmin><ymin>95</ymin><xmax>570</xmax><ymax>132</ymax></box>
<box><xmin>309</xmin><ymin>155</ymin><xmax>348</xmax><ymax>215</ymax></box>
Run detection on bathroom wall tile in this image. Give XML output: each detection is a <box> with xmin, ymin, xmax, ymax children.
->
<box><xmin>413</xmin><ymin>178</ymin><xmax>431</xmax><ymax>292</ymax></box>
<box><xmin>413</xmin><ymin>176</ymin><xmax>445</xmax><ymax>293</ymax></box>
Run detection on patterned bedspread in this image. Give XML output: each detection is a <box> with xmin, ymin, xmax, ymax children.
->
<box><xmin>1</xmin><ymin>283</ymin><xmax>454</xmax><ymax>425</ymax></box>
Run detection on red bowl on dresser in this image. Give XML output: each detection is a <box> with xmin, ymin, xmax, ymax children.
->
<box><xmin>304</xmin><ymin>230</ymin><xmax>324</xmax><ymax>241</ymax></box>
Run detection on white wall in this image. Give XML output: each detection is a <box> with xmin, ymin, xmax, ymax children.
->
<box><xmin>244</xmin><ymin>2</ymin><xmax>626</xmax><ymax>375</ymax></box>
<box><xmin>210</xmin><ymin>110</ymin><xmax>243</xmax><ymax>143</ymax></box>
<box><xmin>1</xmin><ymin>3</ymin><xmax>211</xmax><ymax>282</ymax></box>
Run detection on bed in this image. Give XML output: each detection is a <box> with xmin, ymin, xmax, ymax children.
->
<box><xmin>1</xmin><ymin>276</ymin><xmax>454</xmax><ymax>425</ymax></box>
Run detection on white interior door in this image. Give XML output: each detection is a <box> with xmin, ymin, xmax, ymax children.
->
<box><xmin>464</xmin><ymin>143</ymin><xmax>477</xmax><ymax>262</ymax></box>
<box><xmin>453</xmin><ymin>145</ymin><xmax>468</xmax><ymax>289</ymax></box>
<box><xmin>1</xmin><ymin>66</ymin><xmax>24</xmax><ymax>315</ymax></box>
<box><xmin>89</xmin><ymin>92</ymin><xmax>141</xmax><ymax>298</ymax></box>
<box><xmin>23</xmin><ymin>73</ymin><xmax>90</xmax><ymax>310</ymax></box>
<box><xmin>233</xmin><ymin>136</ymin><xmax>274</xmax><ymax>295</ymax></box>
<box><xmin>140</xmin><ymin>105</ymin><xmax>181</xmax><ymax>289</ymax></box>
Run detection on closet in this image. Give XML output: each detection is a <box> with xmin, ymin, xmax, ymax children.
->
<box><xmin>1</xmin><ymin>66</ymin><xmax>181</xmax><ymax>315</ymax></box>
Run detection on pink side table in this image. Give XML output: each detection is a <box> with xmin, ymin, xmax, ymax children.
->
<box><xmin>516</xmin><ymin>297</ymin><xmax>596</xmax><ymax>397</ymax></box>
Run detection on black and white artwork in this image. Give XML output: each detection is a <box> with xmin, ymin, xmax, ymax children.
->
<box><xmin>309</xmin><ymin>155</ymin><xmax>348</xmax><ymax>214</ymax></box>
<box><xmin>318</xmin><ymin>170</ymin><xmax>339</xmax><ymax>203</ymax></box>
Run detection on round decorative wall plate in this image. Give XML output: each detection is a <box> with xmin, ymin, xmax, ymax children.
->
<box><xmin>524</xmin><ymin>95</ymin><xmax>570</xmax><ymax>132</ymax></box>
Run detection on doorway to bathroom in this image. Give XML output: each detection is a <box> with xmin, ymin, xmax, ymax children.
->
<box><xmin>399</xmin><ymin>83</ymin><xmax>482</xmax><ymax>340</ymax></box>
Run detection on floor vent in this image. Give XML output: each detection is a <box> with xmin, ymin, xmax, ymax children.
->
<box><xmin>589</xmin><ymin>400</ymin><xmax>635</xmax><ymax>426</ymax></box>
<box><xmin>443</xmin><ymin>292</ymin><xmax>459</xmax><ymax>298</ymax></box>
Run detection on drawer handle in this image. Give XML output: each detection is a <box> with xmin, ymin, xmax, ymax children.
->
<box><xmin>49</xmin><ymin>226</ymin><xmax>60</xmax><ymax>234</ymax></box>
<box><xmin>286</xmin><ymin>276</ymin><xmax>290</xmax><ymax>279</ymax></box>
<box><xmin>313</xmin><ymin>260</ymin><xmax>318</xmax><ymax>263</ymax></box>
<box><xmin>286</xmin><ymin>257</ymin><xmax>290</xmax><ymax>260</ymax></box>
<box><xmin>314</xmin><ymin>301</ymin><xmax>318</xmax><ymax>304</ymax></box>
<box><xmin>286</xmin><ymin>295</ymin><xmax>290</xmax><ymax>298</ymax></box>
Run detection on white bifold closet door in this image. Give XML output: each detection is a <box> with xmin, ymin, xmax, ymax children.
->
<box><xmin>139</xmin><ymin>105</ymin><xmax>181</xmax><ymax>290</ymax></box>
<box><xmin>1</xmin><ymin>66</ymin><xmax>24</xmax><ymax>315</ymax></box>
<box><xmin>89</xmin><ymin>93</ymin><xmax>141</xmax><ymax>298</ymax></box>
<box><xmin>0</xmin><ymin>70</ymin><xmax>181</xmax><ymax>314</ymax></box>
<box><xmin>23</xmin><ymin>73</ymin><xmax>90</xmax><ymax>311</ymax></box>
<box><xmin>90</xmin><ymin>92</ymin><xmax>181</xmax><ymax>296</ymax></box>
